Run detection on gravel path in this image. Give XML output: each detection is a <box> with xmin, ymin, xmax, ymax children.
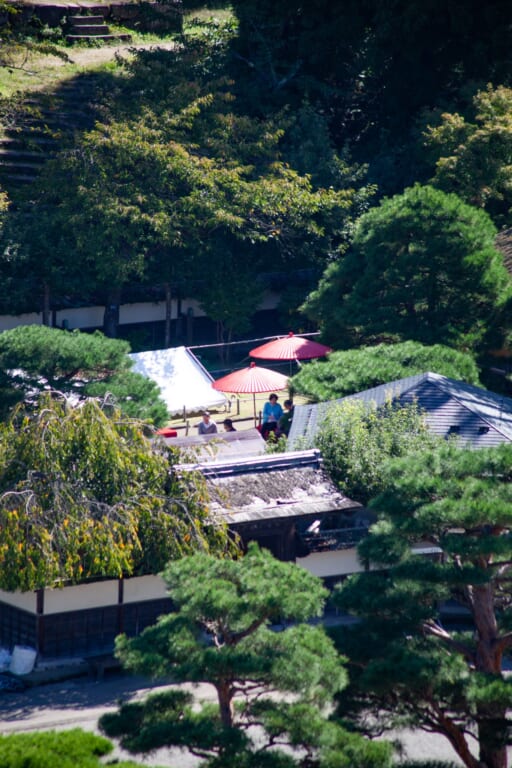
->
<box><xmin>0</xmin><ymin>671</ymin><xmax>478</xmax><ymax>767</ymax></box>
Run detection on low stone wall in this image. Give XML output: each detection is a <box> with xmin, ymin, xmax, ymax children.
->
<box><xmin>3</xmin><ymin>0</ymin><xmax>183</xmax><ymax>33</ymax></box>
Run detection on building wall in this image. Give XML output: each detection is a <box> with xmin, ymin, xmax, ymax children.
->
<box><xmin>0</xmin><ymin>575</ymin><xmax>171</xmax><ymax>658</ymax></box>
<box><xmin>0</xmin><ymin>588</ymin><xmax>37</xmax><ymax>612</ymax></box>
<box><xmin>0</xmin><ymin>292</ymin><xmax>280</xmax><ymax>333</ymax></box>
<box><xmin>296</xmin><ymin>548</ymin><xmax>365</xmax><ymax>578</ymax></box>
<box><xmin>44</xmin><ymin>580</ymin><xmax>119</xmax><ymax>614</ymax></box>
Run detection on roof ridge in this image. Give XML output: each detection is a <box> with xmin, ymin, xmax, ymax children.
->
<box><xmin>178</xmin><ymin>449</ymin><xmax>323</xmax><ymax>477</ymax></box>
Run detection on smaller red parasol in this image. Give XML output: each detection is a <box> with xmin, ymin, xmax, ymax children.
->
<box><xmin>250</xmin><ymin>332</ymin><xmax>332</xmax><ymax>361</ymax></box>
<box><xmin>212</xmin><ymin>362</ymin><xmax>288</xmax><ymax>425</ymax></box>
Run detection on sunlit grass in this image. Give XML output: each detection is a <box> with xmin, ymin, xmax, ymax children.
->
<box><xmin>0</xmin><ymin>5</ymin><xmax>234</xmax><ymax>99</ymax></box>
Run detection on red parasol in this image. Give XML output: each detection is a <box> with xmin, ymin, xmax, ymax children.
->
<box><xmin>250</xmin><ymin>332</ymin><xmax>332</xmax><ymax>361</ymax></box>
<box><xmin>212</xmin><ymin>362</ymin><xmax>288</xmax><ymax>426</ymax></box>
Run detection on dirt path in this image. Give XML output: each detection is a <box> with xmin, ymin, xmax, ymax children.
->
<box><xmin>40</xmin><ymin>39</ymin><xmax>176</xmax><ymax>71</ymax></box>
<box><xmin>63</xmin><ymin>40</ymin><xmax>176</xmax><ymax>68</ymax></box>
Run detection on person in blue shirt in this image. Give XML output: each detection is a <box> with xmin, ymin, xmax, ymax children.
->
<box><xmin>261</xmin><ymin>393</ymin><xmax>283</xmax><ymax>439</ymax></box>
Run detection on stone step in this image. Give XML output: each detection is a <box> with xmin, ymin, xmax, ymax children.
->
<box><xmin>67</xmin><ymin>15</ymin><xmax>105</xmax><ymax>24</ymax></box>
<box><xmin>0</xmin><ymin>160</ymin><xmax>43</xmax><ymax>173</ymax></box>
<box><xmin>68</xmin><ymin>24</ymin><xmax>111</xmax><ymax>35</ymax></box>
<box><xmin>0</xmin><ymin>148</ymin><xmax>47</xmax><ymax>161</ymax></box>
<box><xmin>3</xmin><ymin>174</ymin><xmax>37</xmax><ymax>184</ymax></box>
<box><xmin>0</xmin><ymin>136</ymin><xmax>54</xmax><ymax>148</ymax></box>
<box><xmin>20</xmin><ymin>107</ymin><xmax>92</xmax><ymax>120</ymax></box>
<box><xmin>66</xmin><ymin>33</ymin><xmax>132</xmax><ymax>42</ymax></box>
<box><xmin>0</xmin><ymin>70</ymin><xmax>113</xmax><ymax>194</ymax></box>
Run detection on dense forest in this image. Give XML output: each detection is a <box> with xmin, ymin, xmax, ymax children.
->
<box><xmin>1</xmin><ymin>0</ymin><xmax>512</xmax><ymax>363</ymax></box>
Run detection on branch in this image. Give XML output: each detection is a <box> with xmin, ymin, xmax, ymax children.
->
<box><xmin>422</xmin><ymin>620</ymin><xmax>475</xmax><ymax>662</ymax></box>
<box><xmin>495</xmin><ymin>632</ymin><xmax>512</xmax><ymax>654</ymax></box>
<box><xmin>227</xmin><ymin>616</ymin><xmax>268</xmax><ymax>645</ymax></box>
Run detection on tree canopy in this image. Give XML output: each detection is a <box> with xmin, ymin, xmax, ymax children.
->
<box><xmin>0</xmin><ymin>325</ymin><xmax>168</xmax><ymax>424</ymax></box>
<box><xmin>290</xmin><ymin>341</ymin><xmax>481</xmax><ymax>403</ymax></box>
<box><xmin>100</xmin><ymin>543</ymin><xmax>392</xmax><ymax>768</ymax></box>
<box><xmin>303</xmin><ymin>185</ymin><xmax>512</xmax><ymax>352</ymax></box>
<box><xmin>230</xmin><ymin>0</ymin><xmax>512</xmax><ymax>195</ymax></box>
<box><xmin>0</xmin><ymin>394</ymin><xmax>230</xmax><ymax>591</ymax></box>
<box><xmin>333</xmin><ymin>441</ymin><xmax>512</xmax><ymax>768</ymax></box>
<box><xmin>425</xmin><ymin>84</ymin><xmax>512</xmax><ymax>228</ymax></box>
<box><xmin>315</xmin><ymin>398</ymin><xmax>438</xmax><ymax>505</ymax></box>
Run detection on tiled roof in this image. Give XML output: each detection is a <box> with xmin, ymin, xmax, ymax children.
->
<box><xmin>288</xmin><ymin>372</ymin><xmax>512</xmax><ymax>449</ymax></box>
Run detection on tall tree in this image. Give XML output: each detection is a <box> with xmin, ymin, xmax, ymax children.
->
<box><xmin>333</xmin><ymin>441</ymin><xmax>512</xmax><ymax>768</ymax></box>
<box><xmin>0</xmin><ymin>394</ymin><xmax>229</xmax><ymax>591</ymax></box>
<box><xmin>230</xmin><ymin>0</ymin><xmax>512</xmax><ymax>194</ymax></box>
<box><xmin>425</xmin><ymin>84</ymin><xmax>512</xmax><ymax>228</ymax></box>
<box><xmin>304</xmin><ymin>185</ymin><xmax>512</xmax><ymax>352</ymax></box>
<box><xmin>0</xmin><ymin>325</ymin><xmax>168</xmax><ymax>424</ymax></box>
<box><xmin>100</xmin><ymin>543</ymin><xmax>392</xmax><ymax>768</ymax></box>
<box><xmin>290</xmin><ymin>341</ymin><xmax>481</xmax><ymax>403</ymax></box>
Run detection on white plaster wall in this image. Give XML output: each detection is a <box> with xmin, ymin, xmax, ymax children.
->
<box><xmin>0</xmin><ymin>291</ymin><xmax>279</xmax><ymax>334</ymax></box>
<box><xmin>56</xmin><ymin>306</ymin><xmax>105</xmax><ymax>330</ymax></box>
<box><xmin>0</xmin><ymin>588</ymin><xmax>37</xmax><ymax>613</ymax></box>
<box><xmin>43</xmin><ymin>580</ymin><xmax>119</xmax><ymax>614</ymax></box>
<box><xmin>296</xmin><ymin>548</ymin><xmax>365</xmax><ymax>578</ymax></box>
<box><xmin>123</xmin><ymin>574</ymin><xmax>168</xmax><ymax>603</ymax></box>
<box><xmin>0</xmin><ymin>312</ymin><xmax>43</xmax><ymax>331</ymax></box>
<box><xmin>0</xmin><ymin>575</ymin><xmax>170</xmax><ymax>616</ymax></box>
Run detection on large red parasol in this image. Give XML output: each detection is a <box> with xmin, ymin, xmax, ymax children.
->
<box><xmin>212</xmin><ymin>362</ymin><xmax>288</xmax><ymax>425</ymax></box>
<box><xmin>250</xmin><ymin>332</ymin><xmax>332</xmax><ymax>361</ymax></box>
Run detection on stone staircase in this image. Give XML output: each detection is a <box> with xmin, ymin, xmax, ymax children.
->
<box><xmin>65</xmin><ymin>14</ymin><xmax>132</xmax><ymax>43</ymax></box>
<box><xmin>0</xmin><ymin>74</ymin><xmax>112</xmax><ymax>193</ymax></box>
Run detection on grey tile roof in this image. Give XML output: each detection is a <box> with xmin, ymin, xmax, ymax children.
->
<box><xmin>288</xmin><ymin>372</ymin><xmax>512</xmax><ymax>449</ymax></box>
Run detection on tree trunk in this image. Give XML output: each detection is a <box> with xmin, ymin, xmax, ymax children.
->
<box><xmin>42</xmin><ymin>282</ymin><xmax>51</xmax><ymax>326</ymax></box>
<box><xmin>471</xmin><ymin>583</ymin><xmax>508</xmax><ymax>768</ymax></box>
<box><xmin>216</xmin><ymin>321</ymin><xmax>225</xmax><ymax>364</ymax></box>
<box><xmin>164</xmin><ymin>282</ymin><xmax>172</xmax><ymax>348</ymax></box>
<box><xmin>441</xmin><ymin>715</ymin><xmax>482</xmax><ymax>768</ymax></box>
<box><xmin>103</xmin><ymin>289</ymin><xmax>121</xmax><ymax>338</ymax></box>
<box><xmin>216</xmin><ymin>681</ymin><xmax>234</xmax><ymax>729</ymax></box>
<box><xmin>478</xmin><ymin>718</ymin><xmax>508</xmax><ymax>768</ymax></box>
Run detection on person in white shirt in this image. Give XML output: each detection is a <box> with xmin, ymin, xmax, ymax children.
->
<box><xmin>197</xmin><ymin>411</ymin><xmax>218</xmax><ymax>434</ymax></box>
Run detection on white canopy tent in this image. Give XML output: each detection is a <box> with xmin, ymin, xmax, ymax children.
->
<box><xmin>130</xmin><ymin>346</ymin><xmax>227</xmax><ymax>416</ymax></box>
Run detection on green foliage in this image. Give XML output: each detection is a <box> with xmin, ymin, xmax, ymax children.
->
<box><xmin>304</xmin><ymin>185</ymin><xmax>512</xmax><ymax>353</ymax></box>
<box><xmin>315</xmin><ymin>398</ymin><xmax>438</xmax><ymax>505</ymax></box>
<box><xmin>0</xmin><ymin>325</ymin><xmax>168</xmax><ymax>424</ymax></box>
<box><xmin>264</xmin><ymin>431</ymin><xmax>289</xmax><ymax>453</ymax></box>
<box><xmin>0</xmin><ymin>729</ymin><xmax>114</xmax><ymax>768</ymax></box>
<box><xmin>426</xmin><ymin>84</ymin><xmax>512</xmax><ymax>228</ymax></box>
<box><xmin>333</xmin><ymin>441</ymin><xmax>512</xmax><ymax>768</ymax></box>
<box><xmin>230</xmin><ymin>0</ymin><xmax>512</xmax><ymax>195</ymax></box>
<box><xmin>290</xmin><ymin>341</ymin><xmax>481</xmax><ymax>402</ymax></box>
<box><xmin>101</xmin><ymin>543</ymin><xmax>392</xmax><ymax>767</ymax></box>
<box><xmin>0</xmin><ymin>394</ymin><xmax>230</xmax><ymax>590</ymax></box>
<box><xmin>1</xmin><ymin>26</ymin><xmax>373</xmax><ymax>335</ymax></box>
<box><xmin>84</xmin><ymin>371</ymin><xmax>168</xmax><ymax>425</ymax></box>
